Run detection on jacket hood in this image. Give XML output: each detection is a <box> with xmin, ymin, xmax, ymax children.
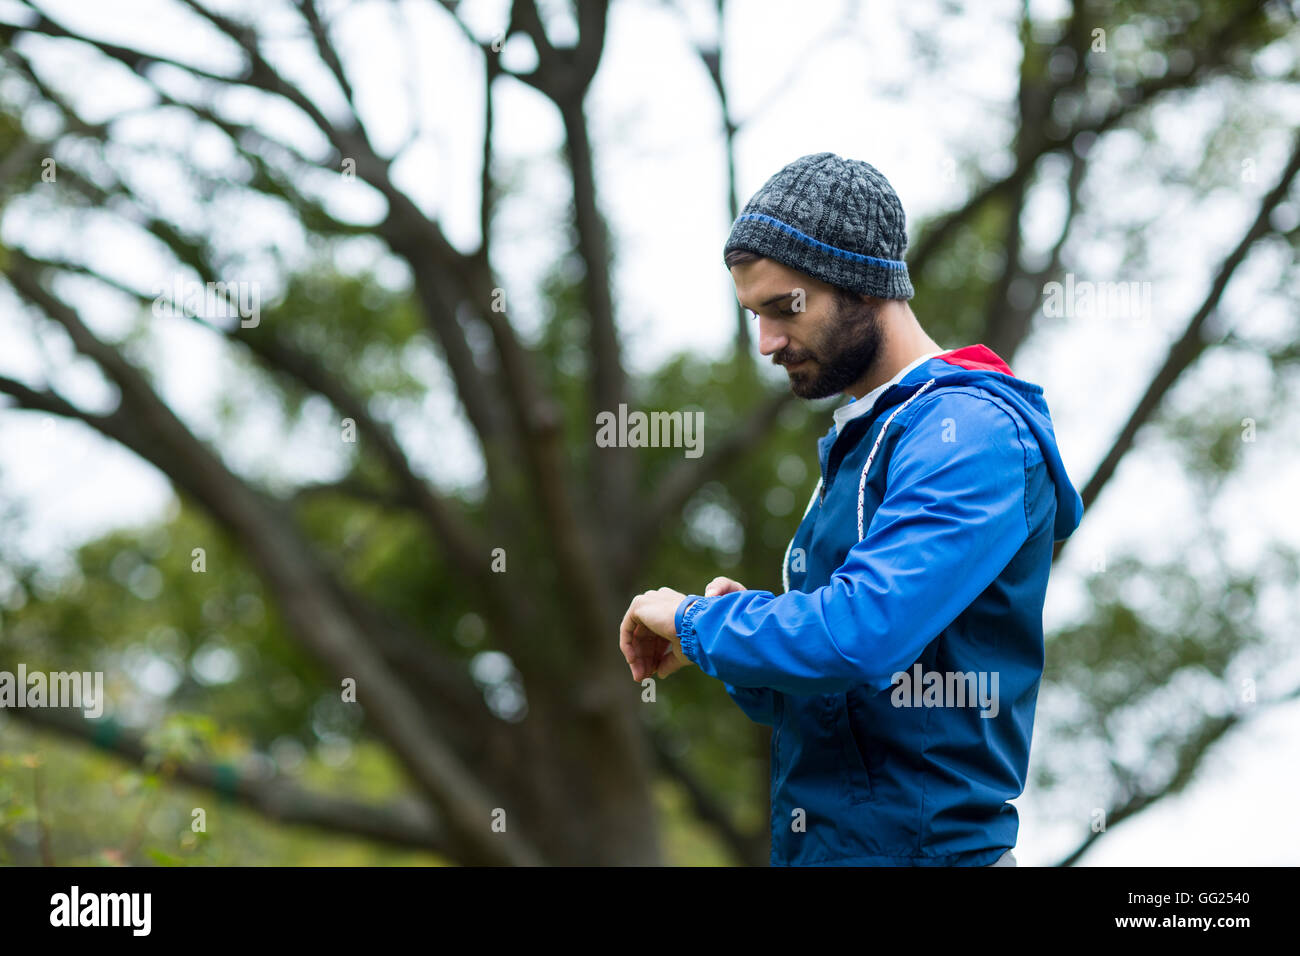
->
<box><xmin>882</xmin><ymin>344</ymin><xmax>1084</xmax><ymax>542</ymax></box>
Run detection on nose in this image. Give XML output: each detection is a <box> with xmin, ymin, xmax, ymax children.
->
<box><xmin>757</xmin><ymin>316</ymin><xmax>789</xmax><ymax>358</ymax></box>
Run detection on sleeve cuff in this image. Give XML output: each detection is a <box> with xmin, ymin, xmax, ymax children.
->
<box><xmin>675</xmin><ymin>593</ymin><xmax>708</xmax><ymax>663</ymax></box>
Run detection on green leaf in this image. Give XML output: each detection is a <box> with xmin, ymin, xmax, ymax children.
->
<box><xmin>146</xmin><ymin>848</ymin><xmax>185</xmax><ymax>866</ymax></box>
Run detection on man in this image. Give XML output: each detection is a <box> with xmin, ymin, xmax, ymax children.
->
<box><xmin>619</xmin><ymin>151</ymin><xmax>1084</xmax><ymax>866</ymax></box>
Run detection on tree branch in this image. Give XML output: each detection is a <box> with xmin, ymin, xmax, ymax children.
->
<box><xmin>1074</xmin><ymin>129</ymin><xmax>1300</xmax><ymax>527</ymax></box>
<box><xmin>6</xmin><ymin>707</ymin><xmax>448</xmax><ymax>855</ymax></box>
<box><xmin>1</xmin><ymin>257</ymin><xmax>544</xmax><ymax>865</ymax></box>
<box><xmin>296</xmin><ymin>0</ymin><xmax>357</xmax><ymax>114</ymax></box>
<box><xmin>632</xmin><ymin>387</ymin><xmax>795</xmax><ymax>566</ymax></box>
<box><xmin>908</xmin><ymin>1</ymin><xmax>1271</xmax><ymax>280</ymax></box>
<box><xmin>1053</xmin><ymin>682</ymin><xmax>1300</xmax><ymax>866</ymax></box>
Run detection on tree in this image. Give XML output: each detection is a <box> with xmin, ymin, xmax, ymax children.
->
<box><xmin>1</xmin><ymin>0</ymin><xmax>1297</xmax><ymax>865</ymax></box>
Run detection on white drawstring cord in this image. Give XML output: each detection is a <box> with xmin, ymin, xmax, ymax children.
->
<box><xmin>856</xmin><ymin>379</ymin><xmax>937</xmax><ymax>540</ymax></box>
<box><xmin>782</xmin><ymin>378</ymin><xmax>938</xmax><ymax>591</ymax></box>
<box><xmin>782</xmin><ymin>476</ymin><xmax>822</xmax><ymax>593</ymax></box>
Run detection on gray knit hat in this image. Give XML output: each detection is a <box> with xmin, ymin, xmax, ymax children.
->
<box><xmin>724</xmin><ymin>152</ymin><xmax>914</xmax><ymax>300</ymax></box>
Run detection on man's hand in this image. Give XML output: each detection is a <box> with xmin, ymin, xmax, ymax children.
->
<box><xmin>703</xmin><ymin>576</ymin><xmax>746</xmax><ymax>598</ymax></box>
<box><xmin>619</xmin><ymin>587</ymin><xmax>688</xmax><ymax>682</ymax></box>
<box><xmin>620</xmin><ymin>578</ymin><xmax>750</xmax><ymax>682</ymax></box>
<box><xmin>650</xmin><ymin>577</ymin><xmax>748</xmax><ymax>678</ymax></box>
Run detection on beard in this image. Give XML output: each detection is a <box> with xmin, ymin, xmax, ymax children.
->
<box><xmin>773</xmin><ymin>292</ymin><xmax>885</xmax><ymax>399</ymax></box>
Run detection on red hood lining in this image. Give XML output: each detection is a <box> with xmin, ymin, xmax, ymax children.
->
<box><xmin>935</xmin><ymin>344</ymin><xmax>1015</xmax><ymax>377</ymax></box>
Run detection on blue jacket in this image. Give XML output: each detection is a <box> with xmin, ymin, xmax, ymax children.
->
<box><xmin>675</xmin><ymin>344</ymin><xmax>1083</xmax><ymax>866</ymax></box>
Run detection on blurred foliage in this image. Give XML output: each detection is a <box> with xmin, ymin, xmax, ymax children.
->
<box><xmin>0</xmin><ymin>718</ymin><xmax>444</xmax><ymax>866</ymax></box>
<box><xmin>1</xmin><ymin>0</ymin><xmax>1298</xmax><ymax>865</ymax></box>
<box><xmin>0</xmin><ymin>254</ymin><xmax>824</xmax><ymax>864</ymax></box>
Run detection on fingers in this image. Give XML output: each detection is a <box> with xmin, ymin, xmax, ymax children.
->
<box><xmin>646</xmin><ymin>627</ymin><xmax>671</xmax><ymax>679</ymax></box>
<box><xmin>639</xmin><ymin>622</ymin><xmax>666</xmax><ymax>675</ymax></box>
<box><xmin>620</xmin><ymin>588</ymin><xmax>692</xmax><ymax>682</ymax></box>
<box><xmin>619</xmin><ymin>595</ymin><xmax>652</xmax><ymax>681</ymax></box>
<box><xmin>655</xmin><ymin>642</ymin><xmax>689</xmax><ymax>679</ymax></box>
<box><xmin>704</xmin><ymin>575</ymin><xmax>746</xmax><ymax>597</ymax></box>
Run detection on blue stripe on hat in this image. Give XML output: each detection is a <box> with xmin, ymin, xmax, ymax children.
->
<box><xmin>733</xmin><ymin>213</ymin><xmax>908</xmax><ymax>271</ymax></box>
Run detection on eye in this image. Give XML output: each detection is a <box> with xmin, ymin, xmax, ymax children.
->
<box><xmin>776</xmin><ymin>307</ymin><xmax>796</xmax><ymax>316</ymax></box>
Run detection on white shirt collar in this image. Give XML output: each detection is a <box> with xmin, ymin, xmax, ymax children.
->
<box><xmin>832</xmin><ymin>350</ymin><xmax>946</xmax><ymax>435</ymax></box>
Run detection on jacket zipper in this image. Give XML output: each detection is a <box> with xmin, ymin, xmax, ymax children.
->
<box><xmin>821</xmin><ymin>415</ymin><xmax>873</xmax><ymax>503</ymax></box>
<box><xmin>774</xmin><ymin>694</ymin><xmax>784</xmax><ymax>765</ymax></box>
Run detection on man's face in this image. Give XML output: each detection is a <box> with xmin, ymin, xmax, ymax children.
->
<box><xmin>730</xmin><ymin>257</ymin><xmax>884</xmax><ymax>399</ymax></box>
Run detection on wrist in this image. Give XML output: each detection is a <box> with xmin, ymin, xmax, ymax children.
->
<box><xmin>674</xmin><ymin>594</ymin><xmax>702</xmax><ymax>637</ymax></box>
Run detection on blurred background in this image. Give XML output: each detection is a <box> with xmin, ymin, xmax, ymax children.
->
<box><xmin>1</xmin><ymin>0</ymin><xmax>1298</xmax><ymax>866</ymax></box>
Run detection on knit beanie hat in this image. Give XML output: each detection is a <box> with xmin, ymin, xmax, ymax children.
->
<box><xmin>723</xmin><ymin>152</ymin><xmax>914</xmax><ymax>300</ymax></box>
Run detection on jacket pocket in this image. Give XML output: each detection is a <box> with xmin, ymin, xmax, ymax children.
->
<box><xmin>834</xmin><ymin>692</ymin><xmax>873</xmax><ymax>805</ymax></box>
